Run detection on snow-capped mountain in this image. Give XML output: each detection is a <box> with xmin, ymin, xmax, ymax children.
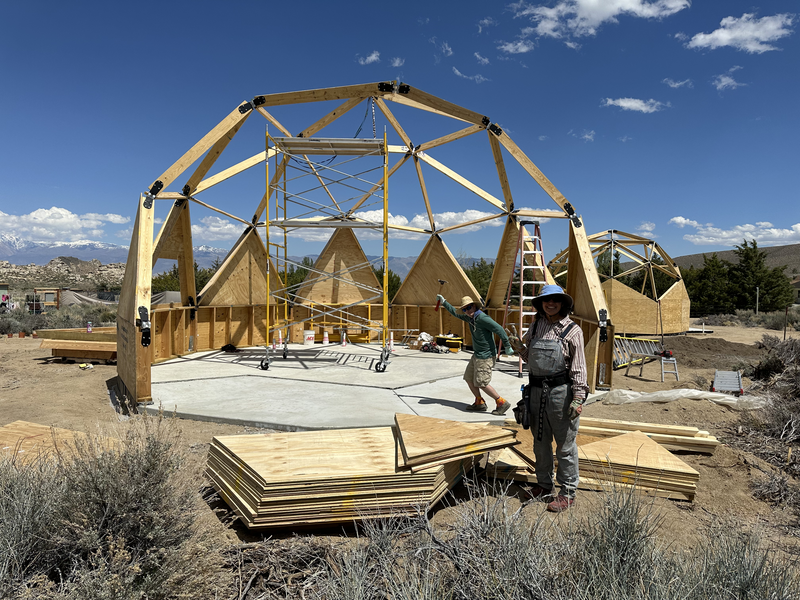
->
<box><xmin>0</xmin><ymin>234</ymin><xmax>229</xmax><ymax>268</ymax></box>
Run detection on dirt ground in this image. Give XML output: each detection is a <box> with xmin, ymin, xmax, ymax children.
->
<box><xmin>1</xmin><ymin>325</ymin><xmax>799</xmax><ymax>551</ymax></box>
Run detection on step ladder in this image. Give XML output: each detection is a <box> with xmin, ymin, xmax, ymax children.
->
<box><xmin>500</xmin><ymin>220</ymin><xmax>547</xmax><ymax>377</ymax></box>
<box><xmin>661</xmin><ymin>357</ymin><xmax>679</xmax><ymax>382</ymax></box>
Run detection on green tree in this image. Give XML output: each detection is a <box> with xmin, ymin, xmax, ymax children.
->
<box><xmin>372</xmin><ymin>265</ymin><xmax>402</xmax><ymax>302</ymax></box>
<box><xmin>685</xmin><ymin>253</ymin><xmax>735</xmax><ymax>316</ymax></box>
<box><xmin>728</xmin><ymin>239</ymin><xmax>794</xmax><ymax>312</ymax></box>
<box><xmin>282</xmin><ymin>257</ymin><xmax>313</xmax><ymax>300</ymax></box>
<box><xmin>151</xmin><ymin>261</ymin><xmax>219</xmax><ymax>295</ymax></box>
<box><xmin>462</xmin><ymin>258</ymin><xmax>494</xmax><ymax>301</ymax></box>
<box><xmin>596</xmin><ymin>249</ymin><xmax>622</xmax><ymax>280</ymax></box>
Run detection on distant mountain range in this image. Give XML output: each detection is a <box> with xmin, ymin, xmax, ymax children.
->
<box><xmin>671</xmin><ymin>243</ymin><xmax>800</xmax><ymax>277</ymax></box>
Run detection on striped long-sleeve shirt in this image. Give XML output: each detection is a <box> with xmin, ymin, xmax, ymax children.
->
<box><xmin>520</xmin><ymin>315</ymin><xmax>590</xmax><ymax>402</ymax></box>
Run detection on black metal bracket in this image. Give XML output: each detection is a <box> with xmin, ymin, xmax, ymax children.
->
<box><xmin>137</xmin><ymin>306</ymin><xmax>151</xmax><ymax>347</ymax></box>
<box><xmin>174</xmin><ymin>198</ymin><xmax>186</xmax><ymax>208</ymax></box>
<box><xmin>563</xmin><ymin>202</ymin><xmax>583</xmax><ymax>228</ymax></box>
<box><xmin>598</xmin><ymin>309</ymin><xmax>608</xmax><ymax>343</ymax></box>
<box><xmin>187</xmin><ymin>296</ymin><xmax>196</xmax><ymax>321</ymax></box>
<box><xmin>253</xmin><ymin>96</ymin><xmax>265</xmax><ymax>107</ymax></box>
<box><xmin>378</xmin><ymin>81</ymin><xmax>394</xmax><ymax>93</ymax></box>
<box><xmin>148</xmin><ymin>180</ymin><xmax>163</xmax><ymax>197</ymax></box>
<box><xmin>181</xmin><ymin>184</ymin><xmax>191</xmax><ymax>197</ymax></box>
<box><xmin>398</xmin><ymin>84</ymin><xmax>410</xmax><ymax>94</ymax></box>
<box><xmin>488</xmin><ymin>124</ymin><xmax>503</xmax><ymax>136</ymax></box>
<box><xmin>143</xmin><ymin>196</ymin><xmax>153</xmax><ymax>209</ymax></box>
<box><xmin>482</xmin><ymin>116</ymin><xmax>490</xmax><ymax>128</ymax></box>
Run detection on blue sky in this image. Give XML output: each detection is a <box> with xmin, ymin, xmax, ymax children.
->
<box><xmin>1</xmin><ymin>0</ymin><xmax>798</xmax><ymax>264</ymax></box>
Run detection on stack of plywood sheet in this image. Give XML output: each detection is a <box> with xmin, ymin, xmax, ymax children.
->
<box><xmin>394</xmin><ymin>413</ymin><xmax>518</xmax><ymax>472</ymax></box>
<box><xmin>577</xmin><ymin>431</ymin><xmax>700</xmax><ymax>501</ymax></box>
<box><xmin>578</xmin><ymin>417</ymin><xmax>719</xmax><ymax>454</ymax></box>
<box><xmin>206</xmin><ymin>426</ymin><xmax>476</xmax><ymax>529</ymax></box>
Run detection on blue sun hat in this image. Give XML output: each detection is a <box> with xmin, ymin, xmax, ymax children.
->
<box><xmin>532</xmin><ymin>284</ymin><xmax>574</xmax><ymax>314</ymax></box>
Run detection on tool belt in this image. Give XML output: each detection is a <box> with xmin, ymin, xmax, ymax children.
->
<box><xmin>529</xmin><ymin>371</ymin><xmax>571</xmax><ymax>389</ymax></box>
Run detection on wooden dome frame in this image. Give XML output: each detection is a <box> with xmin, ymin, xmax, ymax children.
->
<box><xmin>117</xmin><ymin>81</ymin><xmax>614</xmax><ymax>404</ymax></box>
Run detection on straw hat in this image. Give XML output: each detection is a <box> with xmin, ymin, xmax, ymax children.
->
<box><xmin>459</xmin><ymin>295</ymin><xmax>478</xmax><ymax>309</ymax></box>
<box><xmin>532</xmin><ymin>284</ymin><xmax>573</xmax><ymax>314</ymax></box>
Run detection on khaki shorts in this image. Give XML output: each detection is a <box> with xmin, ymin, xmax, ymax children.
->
<box><xmin>464</xmin><ymin>355</ymin><xmax>496</xmax><ymax>388</ymax></box>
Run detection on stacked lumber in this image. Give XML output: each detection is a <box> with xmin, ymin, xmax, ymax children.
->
<box><xmin>578</xmin><ymin>431</ymin><xmax>699</xmax><ymax>501</ymax></box>
<box><xmin>0</xmin><ymin>420</ymin><xmax>117</xmax><ymax>463</ymax></box>
<box><xmin>394</xmin><ymin>413</ymin><xmax>518</xmax><ymax>472</ymax></box>
<box><xmin>206</xmin><ymin>426</ymin><xmax>476</xmax><ymax>529</ymax></box>
<box><xmin>578</xmin><ymin>417</ymin><xmax>719</xmax><ymax>454</ymax></box>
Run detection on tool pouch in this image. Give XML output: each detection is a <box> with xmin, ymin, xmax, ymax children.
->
<box><xmin>513</xmin><ymin>384</ymin><xmax>531</xmax><ymax>430</ymax></box>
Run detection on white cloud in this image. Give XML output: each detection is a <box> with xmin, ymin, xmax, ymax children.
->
<box><xmin>602</xmin><ymin>97</ymin><xmax>669</xmax><ymax>113</ymax></box>
<box><xmin>452</xmin><ymin>67</ymin><xmax>489</xmax><ymax>84</ymax></box>
<box><xmin>509</xmin><ymin>0</ymin><xmax>690</xmax><ymax>40</ymax></box>
<box><xmin>390</xmin><ymin>57</ymin><xmax>405</xmax><ymax>67</ymax></box>
<box><xmin>539</xmin><ymin>135</ymin><xmax>549</xmax><ymax>141</ymax></box>
<box><xmin>116</xmin><ymin>228</ymin><xmax>132</xmax><ymax>239</ymax></box>
<box><xmin>497</xmin><ymin>38</ymin><xmax>536</xmax><ymax>54</ymax></box>
<box><xmin>565</xmin><ymin>40</ymin><xmax>581</xmax><ymax>49</ymax></box>
<box><xmin>669</xmin><ymin>218</ymin><xmax>800</xmax><ymax>246</ymax></box>
<box><xmin>418</xmin><ymin>17</ymin><xmax>430</xmax><ymax>25</ymax></box>
<box><xmin>619</xmin><ymin>135</ymin><xmax>633</xmax><ymax>142</ymax></box>
<box><xmin>662</xmin><ymin>77</ymin><xmax>693</xmax><ymax>88</ymax></box>
<box><xmin>357</xmin><ymin>51</ymin><xmax>380</xmax><ymax>65</ymax></box>
<box><xmin>475</xmin><ymin>52</ymin><xmax>490</xmax><ymax>65</ymax></box>
<box><xmin>686</xmin><ymin>13</ymin><xmax>795</xmax><ymax>54</ymax></box>
<box><xmin>477</xmin><ymin>16</ymin><xmax>498</xmax><ymax>33</ymax></box>
<box><xmin>442</xmin><ymin>41</ymin><xmax>453</xmax><ymax>56</ymax></box>
<box><xmin>0</xmin><ymin>207</ymin><xmax>130</xmax><ymax>242</ymax></box>
<box><xmin>191</xmin><ymin>216</ymin><xmax>243</xmax><ymax>242</ymax></box>
<box><xmin>581</xmin><ymin>130</ymin><xmax>595</xmax><ymax>142</ymax></box>
<box><xmin>712</xmin><ymin>66</ymin><xmax>746</xmax><ymax>91</ymax></box>
<box><xmin>637</xmin><ymin>221</ymin><xmax>656</xmax><ymax>235</ymax></box>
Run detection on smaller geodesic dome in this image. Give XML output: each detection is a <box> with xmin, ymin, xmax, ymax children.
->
<box><xmin>550</xmin><ymin>230</ymin><xmax>690</xmax><ymax>335</ymax></box>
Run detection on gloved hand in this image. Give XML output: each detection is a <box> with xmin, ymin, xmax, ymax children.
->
<box><xmin>503</xmin><ymin>325</ymin><xmax>526</xmax><ymax>355</ymax></box>
<box><xmin>436</xmin><ymin>294</ymin><xmax>445</xmax><ymax>304</ymax></box>
<box><xmin>504</xmin><ymin>345</ymin><xmax>515</xmax><ymax>356</ymax></box>
<box><xmin>568</xmin><ymin>399</ymin><xmax>583</xmax><ymax>420</ymax></box>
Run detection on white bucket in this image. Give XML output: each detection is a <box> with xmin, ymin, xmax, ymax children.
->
<box><xmin>322</xmin><ymin>330</ymin><xmax>329</xmax><ymax>345</ymax></box>
<box><xmin>303</xmin><ymin>330</ymin><xmax>315</xmax><ymax>345</ymax></box>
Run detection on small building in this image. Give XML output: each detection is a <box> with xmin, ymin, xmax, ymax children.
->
<box><xmin>31</xmin><ymin>288</ymin><xmax>61</xmax><ymax>312</ymax></box>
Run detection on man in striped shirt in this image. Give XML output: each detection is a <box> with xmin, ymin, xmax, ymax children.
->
<box><xmin>513</xmin><ymin>284</ymin><xmax>589</xmax><ymax>513</ymax></box>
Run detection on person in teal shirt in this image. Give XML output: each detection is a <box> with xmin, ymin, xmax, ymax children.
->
<box><xmin>437</xmin><ymin>294</ymin><xmax>515</xmax><ymax>414</ymax></box>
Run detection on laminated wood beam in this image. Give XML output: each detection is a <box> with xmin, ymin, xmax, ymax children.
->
<box><xmin>346</xmin><ymin>154</ymin><xmax>410</xmax><ymax>216</ymax></box>
<box><xmin>181</xmin><ymin>115</ymin><xmax>249</xmax><ymax>196</ymax></box>
<box><xmin>177</xmin><ymin>201</ymin><xmax>197</xmax><ymax>307</ymax></box>
<box><xmin>416</xmin><ymin>151</ymin><xmax>505</xmax><ymax>211</ymax></box>
<box><xmin>413</xmin><ymin>156</ymin><xmax>436</xmax><ymax>231</ymax></box>
<box><xmin>385</xmin><ymin>93</ymin><xmax>471</xmax><ymax>123</ymax></box>
<box><xmin>418</xmin><ymin>124</ymin><xmax>484</xmax><ymax>152</ymax></box>
<box><xmin>513</xmin><ymin>209</ymin><xmax>570</xmax><ymax>219</ymax></box>
<box><xmin>403</xmin><ymin>86</ymin><xmax>487</xmax><ymax>125</ymax></box>
<box><xmin>194</xmin><ymin>150</ymin><xmax>272</xmax><ymax>195</ymax></box>
<box><xmin>488</xmin><ymin>131</ymin><xmax>514</xmax><ymax>211</ymax></box>
<box><xmin>388</xmin><ymin>223</ymin><xmax>427</xmax><ymax>234</ymax></box>
<box><xmin>257</xmin><ymin>108</ymin><xmax>292</xmax><ymax>136</ymax></box>
<box><xmin>298</xmin><ymin>97</ymin><xmax>366</xmax><ymax>138</ymax></box>
<box><xmin>374</xmin><ymin>98</ymin><xmax>413</xmax><ymax>148</ymax></box>
<box><xmin>436</xmin><ymin>212</ymin><xmax>505</xmax><ymax>234</ymax></box>
<box><xmin>253</xmin><ymin>82</ymin><xmax>391</xmax><ymax>107</ymax></box>
<box><xmin>493</xmin><ymin>129</ymin><xmax>573</xmax><ymax>214</ymax></box>
<box><xmin>149</xmin><ymin>106</ymin><xmax>251</xmax><ymax>193</ymax></box>
<box><xmin>187</xmin><ymin>196</ymin><xmax>251</xmax><ymax>226</ymax></box>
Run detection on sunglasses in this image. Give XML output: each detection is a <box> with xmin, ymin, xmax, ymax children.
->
<box><xmin>462</xmin><ymin>304</ymin><xmax>475</xmax><ymax>311</ymax></box>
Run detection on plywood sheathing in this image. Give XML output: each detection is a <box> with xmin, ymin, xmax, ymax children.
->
<box><xmin>485</xmin><ymin>217</ymin><xmax>555</xmax><ymax>309</ymax></box>
<box><xmin>394</xmin><ymin>413</ymin><xmax>518</xmax><ymax>472</ymax></box>
<box><xmin>601</xmin><ymin>278</ymin><xmax>690</xmax><ymax>336</ymax></box>
<box><xmin>0</xmin><ymin>421</ymin><xmax>118</xmax><ymax>464</ymax></box>
<box><xmin>117</xmin><ymin>194</ymin><xmax>154</xmax><ymax>404</ymax></box>
<box><xmin>294</xmin><ymin>228</ymin><xmax>380</xmax><ymax>305</ymax></box>
<box><xmin>197</xmin><ymin>227</ymin><xmax>281</xmax><ymax>307</ymax></box>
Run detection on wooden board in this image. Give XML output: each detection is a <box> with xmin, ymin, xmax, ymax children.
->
<box><xmin>0</xmin><ymin>421</ymin><xmax>117</xmax><ymax>463</ymax></box>
<box><xmin>294</xmin><ymin>228</ymin><xmax>381</xmax><ymax>304</ymax></box>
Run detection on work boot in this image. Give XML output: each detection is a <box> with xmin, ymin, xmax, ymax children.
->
<box><xmin>546</xmin><ymin>495</ymin><xmax>575</xmax><ymax>513</ymax></box>
<box><xmin>491</xmin><ymin>399</ymin><xmax>511</xmax><ymax>415</ymax></box>
<box><xmin>521</xmin><ymin>484</ymin><xmax>552</xmax><ymax>502</ymax></box>
<box><xmin>465</xmin><ymin>400</ymin><xmax>487</xmax><ymax>412</ymax></box>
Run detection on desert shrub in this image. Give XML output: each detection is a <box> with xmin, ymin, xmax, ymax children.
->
<box><xmin>0</xmin><ymin>416</ymin><xmax>227</xmax><ymax>599</ymax></box>
<box><xmin>0</xmin><ymin>315</ymin><xmax>24</xmax><ymax>335</ymax></box>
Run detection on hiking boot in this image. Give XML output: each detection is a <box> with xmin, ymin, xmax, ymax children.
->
<box><xmin>546</xmin><ymin>495</ymin><xmax>575</xmax><ymax>513</ymax></box>
<box><xmin>465</xmin><ymin>401</ymin><xmax>488</xmax><ymax>412</ymax></box>
<box><xmin>491</xmin><ymin>400</ymin><xmax>511</xmax><ymax>415</ymax></box>
<box><xmin>521</xmin><ymin>484</ymin><xmax>553</xmax><ymax>501</ymax></box>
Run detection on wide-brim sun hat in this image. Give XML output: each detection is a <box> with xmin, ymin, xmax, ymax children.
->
<box><xmin>460</xmin><ymin>295</ymin><xmax>478</xmax><ymax>309</ymax></box>
<box><xmin>532</xmin><ymin>284</ymin><xmax>573</xmax><ymax>314</ymax></box>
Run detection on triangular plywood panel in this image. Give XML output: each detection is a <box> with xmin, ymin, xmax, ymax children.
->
<box><xmin>659</xmin><ymin>279</ymin><xmax>691</xmax><ymax>334</ymax></box>
<box><xmin>393</xmin><ymin>235</ymin><xmax>480</xmax><ymax>306</ymax></box>
<box><xmin>295</xmin><ymin>228</ymin><xmax>381</xmax><ymax>304</ymax></box>
<box><xmin>198</xmin><ymin>227</ymin><xmax>280</xmax><ymax>306</ymax></box>
<box><xmin>485</xmin><ymin>218</ymin><xmax>553</xmax><ymax>308</ymax></box>
<box><xmin>602</xmin><ymin>278</ymin><xmax>658</xmax><ymax>335</ymax></box>
<box><xmin>578</xmin><ymin>431</ymin><xmax>699</xmax><ymax>478</ymax></box>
